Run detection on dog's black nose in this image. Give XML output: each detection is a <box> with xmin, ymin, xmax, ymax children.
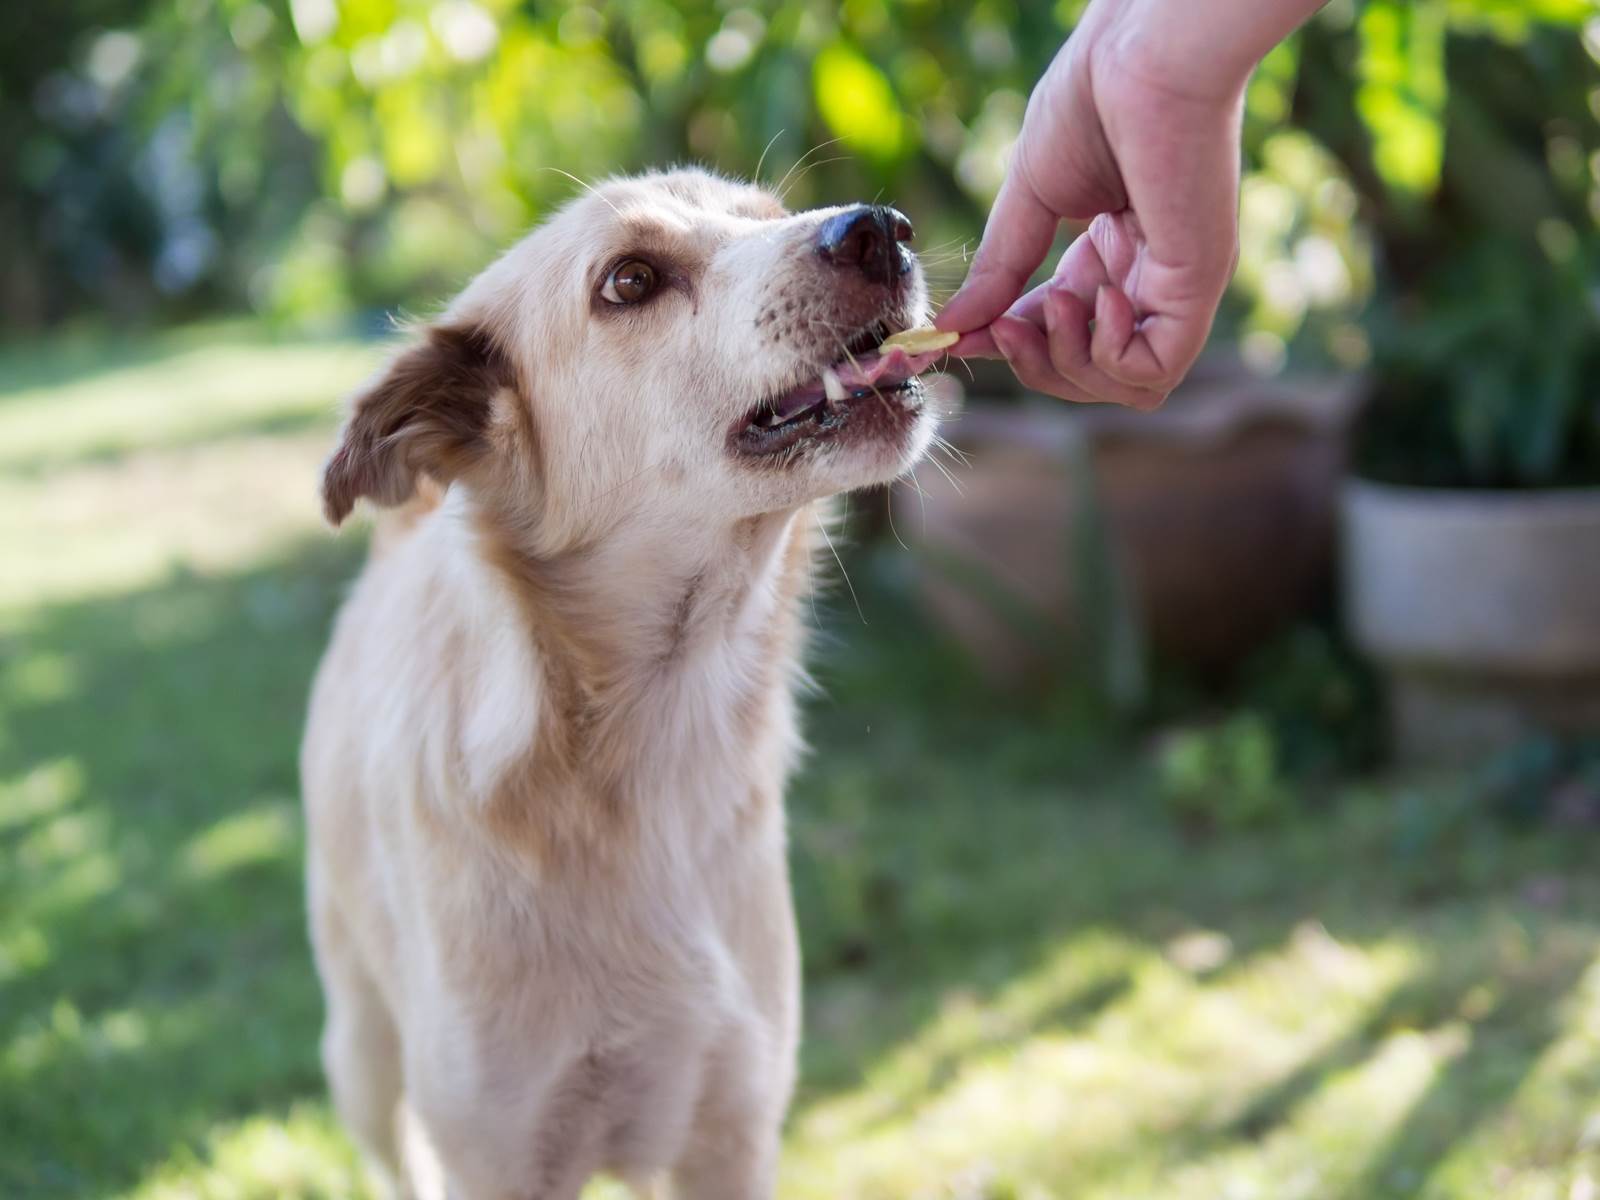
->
<box><xmin>816</xmin><ymin>205</ymin><xmax>914</xmax><ymax>287</ymax></box>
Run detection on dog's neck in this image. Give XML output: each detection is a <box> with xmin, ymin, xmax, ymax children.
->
<box><xmin>467</xmin><ymin>489</ymin><xmax>815</xmax><ymax>785</ymax></box>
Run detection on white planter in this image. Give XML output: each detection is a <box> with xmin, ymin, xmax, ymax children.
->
<box><xmin>1341</xmin><ymin>479</ymin><xmax>1600</xmax><ymax>761</ymax></box>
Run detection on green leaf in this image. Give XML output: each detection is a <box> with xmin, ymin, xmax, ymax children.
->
<box><xmin>1512</xmin><ymin>357</ymin><xmax>1578</xmax><ymax>483</ymax></box>
<box><xmin>812</xmin><ymin>40</ymin><xmax>910</xmax><ymax>165</ymax></box>
<box><xmin>1356</xmin><ymin>0</ymin><xmax>1448</xmax><ymax>196</ymax></box>
<box><xmin>1246</xmin><ymin>35</ymin><xmax>1301</xmax><ymax>129</ymax></box>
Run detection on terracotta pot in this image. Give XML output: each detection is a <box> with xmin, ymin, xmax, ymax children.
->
<box><xmin>1342</xmin><ymin>480</ymin><xmax>1600</xmax><ymax>761</ymax></box>
<box><xmin>899</xmin><ymin>361</ymin><xmax>1364</xmax><ymax>682</ymax></box>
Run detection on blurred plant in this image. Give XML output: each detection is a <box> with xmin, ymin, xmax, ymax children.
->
<box><xmin>789</xmin><ymin>761</ymin><xmax>904</xmax><ymax>975</ymax></box>
<box><xmin>1391</xmin><ymin>735</ymin><xmax>1600</xmax><ymax>864</ymax></box>
<box><xmin>1356</xmin><ymin>241</ymin><xmax>1600</xmax><ymax>487</ymax></box>
<box><xmin>1472</xmin><ymin>736</ymin><xmax>1600</xmax><ymax>826</ymax></box>
<box><xmin>1232</xmin><ymin>622</ymin><xmax>1381</xmax><ymax>778</ymax></box>
<box><xmin>1322</xmin><ymin>5</ymin><xmax>1600</xmax><ymax>488</ymax></box>
<box><xmin>1148</xmin><ymin>622</ymin><xmax>1377</xmax><ymax>828</ymax></box>
<box><xmin>4</xmin><ymin>0</ymin><xmax>1065</xmax><ymax>327</ymax></box>
<box><xmin>1156</xmin><ymin>713</ymin><xmax>1293</xmax><ymax>832</ymax></box>
<box><xmin>7</xmin><ymin>0</ymin><xmax>1591</xmax><ymax>350</ymax></box>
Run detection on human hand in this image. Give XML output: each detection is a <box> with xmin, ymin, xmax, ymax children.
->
<box><xmin>936</xmin><ymin>1</ymin><xmax>1312</xmax><ymax>408</ymax></box>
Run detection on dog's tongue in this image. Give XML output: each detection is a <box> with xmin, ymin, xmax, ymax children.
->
<box><xmin>834</xmin><ymin>345</ymin><xmax>943</xmax><ymax>390</ymax></box>
<box><xmin>771</xmin><ymin>346</ymin><xmax>945</xmax><ymax>419</ymax></box>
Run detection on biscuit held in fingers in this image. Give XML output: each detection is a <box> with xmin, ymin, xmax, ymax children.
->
<box><xmin>878</xmin><ymin>326</ymin><xmax>958</xmax><ymax>355</ymax></box>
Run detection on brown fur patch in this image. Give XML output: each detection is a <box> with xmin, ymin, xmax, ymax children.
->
<box><xmin>323</xmin><ymin>324</ymin><xmax>518</xmax><ymax>525</ymax></box>
<box><xmin>461</xmin><ymin>506</ymin><xmax>815</xmax><ymax>875</ymax></box>
<box><xmin>469</xmin><ymin>518</ymin><xmax>633</xmax><ymax>873</ymax></box>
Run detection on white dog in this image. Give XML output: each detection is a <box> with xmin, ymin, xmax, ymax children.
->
<box><xmin>300</xmin><ymin>168</ymin><xmax>945</xmax><ymax>1199</ymax></box>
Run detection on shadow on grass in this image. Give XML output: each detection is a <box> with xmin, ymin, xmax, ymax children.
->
<box><xmin>1343</xmin><ymin>949</ymin><xmax>1594</xmax><ymax>1199</ymax></box>
<box><xmin>1162</xmin><ymin>940</ymin><xmax>1590</xmax><ymax>1199</ymax></box>
<box><xmin>1</xmin><ymin>405</ymin><xmax>338</xmax><ymax>480</ymax></box>
<box><xmin>1221</xmin><ymin>970</ymin><xmax>1476</xmax><ymax>1144</ymax></box>
<box><xmin>782</xmin><ymin>565</ymin><xmax>1600</xmax><ymax>1193</ymax></box>
<box><xmin>0</xmin><ymin>535</ymin><xmax>1595</xmax><ymax>1199</ymax></box>
<box><xmin>0</xmin><ymin>333</ymin><xmax>205</xmax><ymax>405</ymax></box>
<box><xmin>0</xmin><ymin>535</ymin><xmax>363</xmax><ymax>1199</ymax></box>
<box><xmin>0</xmin><ymin>322</ymin><xmax>361</xmax><ymax>409</ymax></box>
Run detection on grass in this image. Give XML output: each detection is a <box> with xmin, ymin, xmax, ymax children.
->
<box><xmin>2</xmin><ymin>326</ymin><xmax>1598</xmax><ymax>1199</ymax></box>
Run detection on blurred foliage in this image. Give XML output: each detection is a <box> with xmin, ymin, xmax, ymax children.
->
<box><xmin>1231</xmin><ymin>621</ymin><xmax>1383</xmax><ymax>779</ymax></box>
<box><xmin>1158</xmin><ymin>713</ymin><xmax>1295</xmax><ymax>832</ymax></box>
<box><xmin>1145</xmin><ymin>620</ymin><xmax>1381</xmax><ymax>830</ymax></box>
<box><xmin>1471</xmin><ymin>736</ymin><xmax>1600</xmax><ymax>827</ymax></box>
<box><xmin>1358</xmin><ymin>239</ymin><xmax>1600</xmax><ymax>487</ymax></box>
<box><xmin>4</xmin><ymin>0</ymin><xmax>1062</xmax><ymax>325</ymax></box>
<box><xmin>1390</xmin><ymin>735</ymin><xmax>1600</xmax><ymax>862</ymax></box>
<box><xmin>4</xmin><ymin>0</ymin><xmax>1597</xmax><ymax>481</ymax></box>
<box><xmin>1332</xmin><ymin>4</ymin><xmax>1600</xmax><ymax>487</ymax></box>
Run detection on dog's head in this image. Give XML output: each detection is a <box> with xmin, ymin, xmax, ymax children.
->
<box><xmin>322</xmin><ymin>168</ymin><xmax>943</xmax><ymax>546</ymax></box>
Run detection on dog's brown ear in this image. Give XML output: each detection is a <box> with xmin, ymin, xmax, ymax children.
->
<box><xmin>322</xmin><ymin>323</ymin><xmax>516</xmax><ymax>526</ymax></box>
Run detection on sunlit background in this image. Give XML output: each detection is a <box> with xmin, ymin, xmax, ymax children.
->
<box><xmin>4</xmin><ymin>1</ymin><xmax>1600</xmax><ymax>1198</ymax></box>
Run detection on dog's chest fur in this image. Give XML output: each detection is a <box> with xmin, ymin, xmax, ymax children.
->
<box><xmin>301</xmin><ymin>491</ymin><xmax>812</xmax><ymax>1178</ymax></box>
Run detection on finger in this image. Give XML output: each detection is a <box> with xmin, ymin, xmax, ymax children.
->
<box><xmin>1090</xmin><ymin>284</ymin><xmax>1137</xmax><ymax>364</ymax></box>
<box><xmin>989</xmin><ymin>315</ymin><xmax>1100</xmax><ymax>405</ymax></box>
<box><xmin>1041</xmin><ymin>286</ymin><xmax>1094</xmax><ymax>380</ymax></box>
<box><xmin>1078</xmin><ymin>96</ymin><xmax>1238</xmax><ymax>391</ymax></box>
<box><xmin>1052</xmin><ymin>218</ymin><xmax>1116</xmax><ymax>305</ymax></box>
<box><xmin>1055</xmin><ymin>212</ymin><xmax>1211</xmax><ymax>396</ymax></box>
<box><xmin>948</xmin><ymin>328</ymin><xmax>1000</xmax><ymax>359</ymax></box>
<box><xmin>934</xmin><ymin>171</ymin><xmax>1061</xmax><ymax>335</ymax></box>
<box><xmin>1041</xmin><ymin>286</ymin><xmax>1166</xmax><ymax>411</ymax></box>
<box><xmin>1091</xmin><ymin>285</ymin><xmax>1198</xmax><ymax>400</ymax></box>
<box><xmin>1004</xmin><ymin>278</ymin><xmax>1053</xmax><ymax>327</ymax></box>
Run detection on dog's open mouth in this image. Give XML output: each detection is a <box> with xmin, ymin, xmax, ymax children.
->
<box><xmin>732</xmin><ymin>326</ymin><xmax>946</xmax><ymax>457</ymax></box>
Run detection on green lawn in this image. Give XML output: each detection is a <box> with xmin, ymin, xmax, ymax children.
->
<box><xmin>3</xmin><ymin>327</ymin><xmax>1598</xmax><ymax>1199</ymax></box>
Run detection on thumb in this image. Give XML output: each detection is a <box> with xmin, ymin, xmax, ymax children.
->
<box><xmin>934</xmin><ymin>166</ymin><xmax>1060</xmax><ymax>335</ymax></box>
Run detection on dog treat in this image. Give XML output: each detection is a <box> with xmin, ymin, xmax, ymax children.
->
<box><xmin>880</xmin><ymin>326</ymin><xmax>958</xmax><ymax>354</ymax></box>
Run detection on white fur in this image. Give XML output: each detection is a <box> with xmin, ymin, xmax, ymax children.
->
<box><xmin>300</xmin><ymin>169</ymin><xmax>938</xmax><ymax>1200</ymax></box>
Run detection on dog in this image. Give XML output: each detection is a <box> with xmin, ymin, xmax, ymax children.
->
<box><xmin>299</xmin><ymin>168</ymin><xmax>946</xmax><ymax>1199</ymax></box>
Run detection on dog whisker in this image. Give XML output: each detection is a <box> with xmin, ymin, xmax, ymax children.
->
<box><xmin>905</xmin><ymin>461</ymin><xmax>931</xmax><ymax>537</ymax></box>
<box><xmin>539</xmin><ymin>166</ymin><xmax>624</xmax><ymax>218</ymax></box>
<box><xmin>778</xmin><ymin>156</ymin><xmax>853</xmax><ymax>204</ymax></box>
<box><xmin>922</xmin><ymin>445</ymin><xmax>965</xmax><ymax>496</ymax></box>
<box><xmin>813</xmin><ymin>507</ymin><xmax>866</xmax><ymax>627</ymax></box>
<box><xmin>773</xmin><ymin>137</ymin><xmax>844</xmax><ymax>200</ymax></box>
<box><xmin>753</xmin><ymin>129</ymin><xmax>786</xmax><ymax>190</ymax></box>
<box><xmin>932</xmin><ymin>434</ymin><xmax>973</xmax><ymax>469</ymax></box>
<box><xmin>883</xmin><ymin>479</ymin><xmax>911</xmax><ymax>554</ymax></box>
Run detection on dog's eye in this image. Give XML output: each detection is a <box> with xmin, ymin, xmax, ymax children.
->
<box><xmin>602</xmin><ymin>259</ymin><xmax>659</xmax><ymax>305</ymax></box>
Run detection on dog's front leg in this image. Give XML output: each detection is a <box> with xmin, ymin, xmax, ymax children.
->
<box><xmin>670</xmin><ymin>1109</ymin><xmax>782</xmax><ymax>1200</ymax></box>
<box><xmin>668</xmin><ymin>1030</ymin><xmax>790</xmax><ymax>1200</ymax></box>
<box><xmin>407</xmin><ymin>1035</ymin><xmax>600</xmax><ymax>1200</ymax></box>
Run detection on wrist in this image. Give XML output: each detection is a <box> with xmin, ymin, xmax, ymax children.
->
<box><xmin>1087</xmin><ymin>0</ymin><xmax>1324</xmax><ymax>103</ymax></box>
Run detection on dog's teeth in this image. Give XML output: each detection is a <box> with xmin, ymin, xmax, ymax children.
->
<box><xmin>822</xmin><ymin>367</ymin><xmax>847</xmax><ymax>402</ymax></box>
